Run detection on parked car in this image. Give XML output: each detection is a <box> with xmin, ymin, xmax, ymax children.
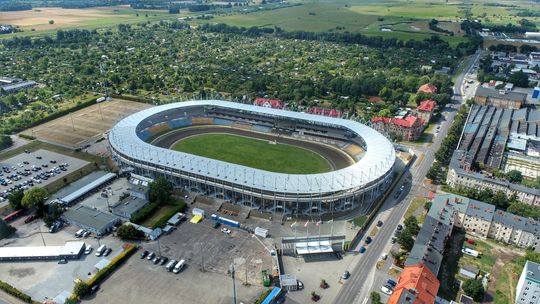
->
<box><xmin>365</xmin><ymin>236</ymin><xmax>372</xmax><ymax>244</ymax></box>
<box><xmin>141</xmin><ymin>250</ymin><xmax>149</xmax><ymax>259</ymax></box>
<box><xmin>377</xmin><ymin>220</ymin><xmax>383</xmax><ymax>227</ymax></box>
<box><xmin>381</xmin><ymin>285</ymin><xmax>393</xmax><ymax>295</ymax></box>
<box><xmin>90</xmin><ymin>285</ymin><xmax>100</xmax><ymax>294</ymax></box>
<box><xmin>83</xmin><ymin>231</ymin><xmax>91</xmax><ymax>238</ymax></box>
<box><xmin>221</xmin><ymin>228</ymin><xmax>231</xmax><ymax>234</ymax></box>
<box><xmin>297</xmin><ymin>280</ymin><xmax>304</xmax><ymax>290</ymax></box>
<box><xmin>381</xmin><ymin>253</ymin><xmax>388</xmax><ymax>260</ymax></box>
<box><xmin>359</xmin><ymin>246</ymin><xmax>366</xmax><ymax>253</ymax></box>
<box><xmin>84</xmin><ymin>245</ymin><xmax>93</xmax><ymax>255</ymax></box>
<box><xmin>103</xmin><ymin>248</ymin><xmax>112</xmax><ymax>257</ymax></box>
<box><xmin>160</xmin><ymin>257</ymin><xmax>169</xmax><ymax>266</ymax></box>
<box><xmin>58</xmin><ymin>259</ymin><xmax>68</xmax><ymax>264</ymax></box>
<box><xmin>396</xmin><ymin>224</ymin><xmax>403</xmax><ymax>231</ymax></box>
<box><xmin>147</xmin><ymin>252</ymin><xmax>155</xmax><ymax>260</ymax></box>
<box><xmin>153</xmin><ymin>256</ymin><xmax>161</xmax><ymax>264</ymax></box>
<box><xmin>386</xmin><ymin>279</ymin><xmax>397</xmax><ymax>288</ymax></box>
<box><xmin>341</xmin><ymin>271</ymin><xmax>350</xmax><ymax>280</ymax></box>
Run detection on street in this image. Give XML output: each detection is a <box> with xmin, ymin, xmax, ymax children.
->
<box><xmin>331</xmin><ymin>50</ymin><xmax>482</xmax><ymax>304</ymax></box>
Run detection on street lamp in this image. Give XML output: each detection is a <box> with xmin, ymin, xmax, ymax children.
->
<box><xmin>229</xmin><ymin>263</ymin><xmax>237</xmax><ymax>304</ymax></box>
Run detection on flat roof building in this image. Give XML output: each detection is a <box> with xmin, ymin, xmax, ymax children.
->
<box><xmin>62</xmin><ymin>205</ymin><xmax>120</xmax><ymax>236</ymax></box>
<box><xmin>0</xmin><ymin>241</ymin><xmax>85</xmax><ymax>261</ymax></box>
<box><xmin>112</xmin><ymin>196</ymin><xmax>149</xmax><ymax>219</ymax></box>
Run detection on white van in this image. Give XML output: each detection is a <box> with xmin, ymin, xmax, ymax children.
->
<box><xmin>165</xmin><ymin>259</ymin><xmax>177</xmax><ymax>272</ymax></box>
<box><xmin>95</xmin><ymin>244</ymin><xmax>107</xmax><ymax>257</ymax></box>
<box><xmin>75</xmin><ymin>229</ymin><xmax>85</xmax><ymax>238</ymax></box>
<box><xmin>172</xmin><ymin>259</ymin><xmax>186</xmax><ymax>274</ymax></box>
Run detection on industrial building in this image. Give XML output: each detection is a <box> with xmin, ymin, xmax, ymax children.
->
<box><xmin>58</xmin><ymin>173</ymin><xmax>117</xmax><ymax>206</ymax></box>
<box><xmin>474</xmin><ymin>87</ymin><xmax>527</xmax><ymax>109</ymax></box>
<box><xmin>62</xmin><ymin>205</ymin><xmax>120</xmax><ymax>236</ymax></box>
<box><xmin>0</xmin><ymin>241</ymin><xmax>85</xmax><ymax>262</ymax></box>
<box><xmin>0</xmin><ymin>77</ymin><xmax>37</xmax><ymax>94</ymax></box>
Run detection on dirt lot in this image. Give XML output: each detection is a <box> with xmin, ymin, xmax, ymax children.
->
<box><xmin>87</xmin><ymin>218</ymin><xmax>273</xmax><ymax>304</ymax></box>
<box><xmin>0</xmin><ymin>218</ymin><xmax>125</xmax><ymax>302</ymax></box>
<box><xmin>21</xmin><ymin>99</ymin><xmax>152</xmax><ymax>149</ymax></box>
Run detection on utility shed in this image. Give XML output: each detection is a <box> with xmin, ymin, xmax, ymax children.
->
<box><xmin>280</xmin><ymin>274</ymin><xmax>298</xmax><ymax>291</ymax></box>
<box><xmin>459</xmin><ymin>264</ymin><xmax>479</xmax><ymax>279</ymax></box>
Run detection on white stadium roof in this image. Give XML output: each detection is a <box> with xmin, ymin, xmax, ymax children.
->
<box><xmin>109</xmin><ymin>100</ymin><xmax>395</xmax><ymax>195</ymax></box>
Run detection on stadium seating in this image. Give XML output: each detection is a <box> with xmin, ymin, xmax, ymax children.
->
<box><xmin>192</xmin><ymin>117</ymin><xmax>214</xmax><ymax>125</ymax></box>
<box><xmin>168</xmin><ymin>118</ymin><xmax>192</xmax><ymax>129</ymax></box>
<box><xmin>213</xmin><ymin>118</ymin><xmax>234</xmax><ymax>126</ymax></box>
<box><xmin>252</xmin><ymin>125</ymin><xmax>272</xmax><ymax>133</ymax></box>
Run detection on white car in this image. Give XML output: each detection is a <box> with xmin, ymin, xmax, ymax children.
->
<box><xmin>84</xmin><ymin>245</ymin><xmax>92</xmax><ymax>255</ymax></box>
<box><xmin>221</xmin><ymin>228</ymin><xmax>231</xmax><ymax>234</ymax></box>
<box><xmin>381</xmin><ymin>285</ymin><xmax>393</xmax><ymax>295</ymax></box>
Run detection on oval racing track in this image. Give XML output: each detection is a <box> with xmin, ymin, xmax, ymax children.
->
<box><xmin>151</xmin><ymin>126</ymin><xmax>354</xmax><ymax>171</ymax></box>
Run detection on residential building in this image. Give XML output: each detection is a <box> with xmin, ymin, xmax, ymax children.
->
<box><xmin>529</xmin><ymin>52</ymin><xmax>540</xmax><ymax>68</ymax></box>
<box><xmin>371</xmin><ymin>115</ymin><xmax>424</xmax><ymax>141</ymax></box>
<box><xmin>307</xmin><ymin>106</ymin><xmax>342</xmax><ymax>118</ymax></box>
<box><xmin>253</xmin><ymin>97</ymin><xmax>284</xmax><ymax>109</ymax></box>
<box><xmin>387</xmin><ymin>264</ymin><xmax>440</xmax><ymax>304</ymax></box>
<box><xmin>516</xmin><ymin>260</ymin><xmax>540</xmax><ymax>304</ymax></box>
<box><xmin>474</xmin><ymin>87</ymin><xmax>526</xmax><ymax>109</ymax></box>
<box><xmin>418</xmin><ymin>83</ymin><xmax>438</xmax><ymax>94</ymax></box>
<box><xmin>416</xmin><ymin>100</ymin><xmax>437</xmax><ymax>123</ymax></box>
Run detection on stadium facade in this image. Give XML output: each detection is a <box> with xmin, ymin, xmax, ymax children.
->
<box><xmin>109</xmin><ymin>100</ymin><xmax>396</xmax><ymax>217</ymax></box>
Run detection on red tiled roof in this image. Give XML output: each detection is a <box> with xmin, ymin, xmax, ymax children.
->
<box><xmin>253</xmin><ymin>98</ymin><xmax>284</xmax><ymax>109</ymax></box>
<box><xmin>372</xmin><ymin>116</ymin><xmax>423</xmax><ymax>128</ymax></box>
<box><xmin>308</xmin><ymin>107</ymin><xmax>342</xmax><ymax>118</ymax></box>
<box><xmin>418</xmin><ymin>83</ymin><xmax>438</xmax><ymax>94</ymax></box>
<box><xmin>368</xmin><ymin>97</ymin><xmax>384</xmax><ymax>103</ymax></box>
<box><xmin>417</xmin><ymin>100</ymin><xmax>436</xmax><ymax>112</ymax></box>
<box><xmin>387</xmin><ymin>264</ymin><xmax>440</xmax><ymax>304</ymax></box>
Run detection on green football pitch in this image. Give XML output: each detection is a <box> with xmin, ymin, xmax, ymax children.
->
<box><xmin>171</xmin><ymin>133</ymin><xmax>331</xmax><ymax>174</ymax></box>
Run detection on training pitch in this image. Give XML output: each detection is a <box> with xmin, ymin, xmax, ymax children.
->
<box><xmin>171</xmin><ymin>133</ymin><xmax>332</xmax><ymax>174</ymax></box>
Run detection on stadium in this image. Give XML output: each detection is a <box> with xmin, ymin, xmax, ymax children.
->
<box><xmin>108</xmin><ymin>100</ymin><xmax>396</xmax><ymax>217</ymax></box>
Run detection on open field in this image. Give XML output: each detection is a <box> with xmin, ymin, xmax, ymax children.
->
<box><xmin>20</xmin><ymin>99</ymin><xmax>153</xmax><ymax>149</ymax></box>
<box><xmin>172</xmin><ymin>133</ymin><xmax>332</xmax><ymax>174</ymax></box>
<box><xmin>0</xmin><ymin>6</ymin><xmax>177</xmax><ymax>37</ymax></box>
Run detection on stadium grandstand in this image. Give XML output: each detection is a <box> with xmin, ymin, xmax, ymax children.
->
<box><xmin>108</xmin><ymin>100</ymin><xmax>396</xmax><ymax>217</ymax></box>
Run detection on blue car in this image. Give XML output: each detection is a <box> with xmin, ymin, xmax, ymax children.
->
<box><xmin>387</xmin><ymin>279</ymin><xmax>397</xmax><ymax>288</ymax></box>
<box><xmin>359</xmin><ymin>246</ymin><xmax>366</xmax><ymax>253</ymax></box>
<box><xmin>365</xmin><ymin>236</ymin><xmax>372</xmax><ymax>244</ymax></box>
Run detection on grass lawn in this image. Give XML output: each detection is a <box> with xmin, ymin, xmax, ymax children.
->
<box><xmin>140</xmin><ymin>204</ymin><xmax>176</xmax><ymax>228</ymax></box>
<box><xmin>171</xmin><ymin>133</ymin><xmax>331</xmax><ymax>174</ymax></box>
<box><xmin>459</xmin><ymin>238</ymin><xmax>497</xmax><ymax>274</ymax></box>
<box><xmin>351</xmin><ymin>215</ymin><xmax>368</xmax><ymax>228</ymax></box>
<box><xmin>404</xmin><ymin>197</ymin><xmax>427</xmax><ymax>220</ymax></box>
<box><xmin>494</xmin><ymin>262</ymin><xmax>521</xmax><ymax>304</ymax></box>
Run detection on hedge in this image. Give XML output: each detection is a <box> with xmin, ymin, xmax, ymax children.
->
<box><xmin>130</xmin><ymin>202</ymin><xmax>159</xmax><ymax>224</ymax></box>
<box><xmin>110</xmin><ymin>93</ymin><xmax>153</xmax><ymax>104</ymax></box>
<box><xmin>87</xmin><ymin>243</ymin><xmax>138</xmax><ymax>288</ymax></box>
<box><xmin>152</xmin><ymin>200</ymin><xmax>187</xmax><ymax>229</ymax></box>
<box><xmin>254</xmin><ymin>289</ymin><xmax>271</xmax><ymax>304</ymax></box>
<box><xmin>0</xmin><ymin>280</ymin><xmax>35</xmax><ymax>303</ymax></box>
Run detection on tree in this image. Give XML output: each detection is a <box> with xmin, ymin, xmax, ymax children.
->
<box><xmin>22</xmin><ymin>187</ymin><xmax>48</xmax><ymax>217</ymax></box>
<box><xmin>397</xmin><ymin>229</ymin><xmax>415</xmax><ymax>251</ymax></box>
<box><xmin>492</xmin><ymin>190</ymin><xmax>510</xmax><ymax>209</ymax></box>
<box><xmin>117</xmin><ymin>224</ymin><xmax>145</xmax><ymax>240</ymax></box>
<box><xmin>0</xmin><ymin>218</ymin><xmax>16</xmax><ymax>240</ymax></box>
<box><xmin>370</xmin><ymin>292</ymin><xmax>382</xmax><ymax>304</ymax></box>
<box><xmin>508</xmin><ymin>70</ymin><xmax>529</xmax><ymax>87</ymax></box>
<box><xmin>424</xmin><ymin>201</ymin><xmax>432</xmax><ymax>211</ymax></box>
<box><xmin>8</xmin><ymin>190</ymin><xmax>24</xmax><ymax>210</ymax></box>
<box><xmin>404</xmin><ymin>215</ymin><xmax>420</xmax><ymax>235</ymax></box>
<box><xmin>149</xmin><ymin>176</ymin><xmax>172</xmax><ymax>205</ymax></box>
<box><xmin>73</xmin><ymin>280</ymin><xmax>90</xmax><ymax>297</ymax></box>
<box><xmin>506</xmin><ymin>170</ymin><xmax>523</xmax><ymax>183</ymax></box>
<box><xmin>462</xmin><ymin>279</ymin><xmax>485</xmax><ymax>301</ymax></box>
<box><xmin>426</xmin><ymin>162</ymin><xmax>441</xmax><ymax>181</ymax></box>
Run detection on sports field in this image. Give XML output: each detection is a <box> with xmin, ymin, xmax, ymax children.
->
<box><xmin>171</xmin><ymin>133</ymin><xmax>332</xmax><ymax>174</ymax></box>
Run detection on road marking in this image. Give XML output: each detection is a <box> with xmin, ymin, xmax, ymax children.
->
<box><xmin>362</xmin><ymin>297</ymin><xmax>368</xmax><ymax>304</ymax></box>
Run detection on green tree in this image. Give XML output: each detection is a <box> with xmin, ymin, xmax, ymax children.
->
<box><xmin>370</xmin><ymin>291</ymin><xmax>382</xmax><ymax>304</ymax></box>
<box><xmin>404</xmin><ymin>215</ymin><xmax>420</xmax><ymax>235</ymax></box>
<box><xmin>508</xmin><ymin>70</ymin><xmax>529</xmax><ymax>87</ymax></box>
<box><xmin>462</xmin><ymin>279</ymin><xmax>485</xmax><ymax>301</ymax></box>
<box><xmin>117</xmin><ymin>224</ymin><xmax>145</xmax><ymax>240</ymax></box>
<box><xmin>8</xmin><ymin>190</ymin><xmax>24</xmax><ymax>210</ymax></box>
<box><xmin>506</xmin><ymin>170</ymin><xmax>523</xmax><ymax>183</ymax></box>
<box><xmin>73</xmin><ymin>280</ymin><xmax>90</xmax><ymax>297</ymax></box>
<box><xmin>22</xmin><ymin>187</ymin><xmax>48</xmax><ymax>217</ymax></box>
<box><xmin>427</xmin><ymin>162</ymin><xmax>441</xmax><ymax>181</ymax></box>
<box><xmin>424</xmin><ymin>201</ymin><xmax>432</xmax><ymax>211</ymax></box>
<box><xmin>397</xmin><ymin>228</ymin><xmax>415</xmax><ymax>251</ymax></box>
<box><xmin>0</xmin><ymin>218</ymin><xmax>16</xmax><ymax>240</ymax></box>
<box><xmin>149</xmin><ymin>176</ymin><xmax>173</xmax><ymax>205</ymax></box>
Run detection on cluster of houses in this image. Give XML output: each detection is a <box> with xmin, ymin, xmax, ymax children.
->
<box><xmin>388</xmin><ymin>192</ymin><xmax>540</xmax><ymax>304</ymax></box>
<box><xmin>490</xmin><ymin>51</ymin><xmax>540</xmax><ymax>82</ymax></box>
<box><xmin>252</xmin><ymin>97</ymin><xmax>343</xmax><ymax>118</ymax></box>
<box><xmin>370</xmin><ymin>84</ymin><xmax>439</xmax><ymax>141</ymax></box>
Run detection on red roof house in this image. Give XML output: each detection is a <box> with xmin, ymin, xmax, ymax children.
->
<box><xmin>371</xmin><ymin>115</ymin><xmax>424</xmax><ymax>141</ymax></box>
<box><xmin>387</xmin><ymin>264</ymin><xmax>440</xmax><ymax>304</ymax></box>
<box><xmin>253</xmin><ymin>98</ymin><xmax>284</xmax><ymax>109</ymax></box>
<box><xmin>418</xmin><ymin>83</ymin><xmax>438</xmax><ymax>94</ymax></box>
<box><xmin>368</xmin><ymin>97</ymin><xmax>384</xmax><ymax>103</ymax></box>
<box><xmin>416</xmin><ymin>100</ymin><xmax>437</xmax><ymax>124</ymax></box>
<box><xmin>308</xmin><ymin>107</ymin><xmax>343</xmax><ymax>118</ymax></box>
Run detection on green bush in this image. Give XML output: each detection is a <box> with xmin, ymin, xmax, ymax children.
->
<box><xmin>73</xmin><ymin>280</ymin><xmax>90</xmax><ymax>297</ymax></box>
<box><xmin>130</xmin><ymin>202</ymin><xmax>159</xmax><ymax>224</ymax></box>
<box><xmin>117</xmin><ymin>224</ymin><xmax>145</xmax><ymax>240</ymax></box>
<box><xmin>152</xmin><ymin>200</ymin><xmax>186</xmax><ymax>229</ymax></box>
<box><xmin>0</xmin><ymin>280</ymin><xmax>34</xmax><ymax>303</ymax></box>
<box><xmin>18</xmin><ymin>134</ymin><xmax>36</xmax><ymax>140</ymax></box>
<box><xmin>86</xmin><ymin>244</ymin><xmax>138</xmax><ymax>289</ymax></box>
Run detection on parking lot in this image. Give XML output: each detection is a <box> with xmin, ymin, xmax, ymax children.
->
<box><xmin>87</xmin><ymin>217</ymin><xmax>273</xmax><ymax>304</ymax></box>
<box><xmin>0</xmin><ymin>149</ymin><xmax>89</xmax><ymax>206</ymax></box>
<box><xmin>0</xmin><ymin>217</ymin><xmax>125</xmax><ymax>302</ymax></box>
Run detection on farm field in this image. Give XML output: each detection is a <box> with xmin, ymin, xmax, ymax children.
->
<box><xmin>0</xmin><ymin>6</ymin><xmax>176</xmax><ymax>37</ymax></box>
<box><xmin>171</xmin><ymin>133</ymin><xmax>332</xmax><ymax>174</ymax></box>
<box><xmin>20</xmin><ymin>99</ymin><xmax>153</xmax><ymax>149</ymax></box>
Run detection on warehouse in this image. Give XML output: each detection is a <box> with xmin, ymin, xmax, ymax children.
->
<box><xmin>62</xmin><ymin>205</ymin><xmax>120</xmax><ymax>236</ymax></box>
<box><xmin>0</xmin><ymin>241</ymin><xmax>85</xmax><ymax>262</ymax></box>
<box><xmin>59</xmin><ymin>173</ymin><xmax>117</xmax><ymax>205</ymax></box>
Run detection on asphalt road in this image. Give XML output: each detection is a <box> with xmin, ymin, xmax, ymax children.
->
<box><xmin>332</xmin><ymin>50</ymin><xmax>482</xmax><ymax>304</ymax></box>
<box><xmin>151</xmin><ymin>125</ymin><xmax>353</xmax><ymax>170</ymax></box>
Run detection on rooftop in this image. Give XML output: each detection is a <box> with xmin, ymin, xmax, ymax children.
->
<box><xmin>417</xmin><ymin>100</ymin><xmax>436</xmax><ymax>112</ymax></box>
<box><xmin>418</xmin><ymin>83</ymin><xmax>438</xmax><ymax>94</ymax></box>
<box><xmin>63</xmin><ymin>205</ymin><xmax>119</xmax><ymax>230</ymax></box>
<box><xmin>387</xmin><ymin>264</ymin><xmax>440</xmax><ymax>304</ymax></box>
<box><xmin>523</xmin><ymin>260</ymin><xmax>540</xmax><ymax>283</ymax></box>
<box><xmin>475</xmin><ymin>86</ymin><xmax>527</xmax><ymax>102</ymax></box>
